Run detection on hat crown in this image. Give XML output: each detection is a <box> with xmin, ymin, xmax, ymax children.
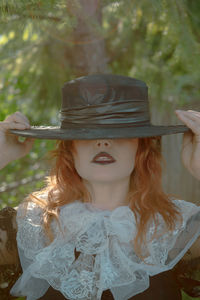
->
<box><xmin>62</xmin><ymin>74</ymin><xmax>148</xmax><ymax>109</ymax></box>
<box><xmin>60</xmin><ymin>74</ymin><xmax>150</xmax><ymax>129</ymax></box>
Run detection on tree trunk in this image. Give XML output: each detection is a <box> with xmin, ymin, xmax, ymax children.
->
<box><xmin>67</xmin><ymin>0</ymin><xmax>109</xmax><ymax>76</ymax></box>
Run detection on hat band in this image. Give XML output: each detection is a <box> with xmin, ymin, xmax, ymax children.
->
<box><xmin>60</xmin><ymin>100</ymin><xmax>151</xmax><ymax>128</ymax></box>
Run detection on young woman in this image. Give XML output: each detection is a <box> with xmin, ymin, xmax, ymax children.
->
<box><xmin>0</xmin><ymin>74</ymin><xmax>200</xmax><ymax>300</ymax></box>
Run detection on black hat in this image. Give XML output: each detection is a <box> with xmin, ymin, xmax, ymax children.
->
<box><xmin>10</xmin><ymin>74</ymin><xmax>190</xmax><ymax>140</ymax></box>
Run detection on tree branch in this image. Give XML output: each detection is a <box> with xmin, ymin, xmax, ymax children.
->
<box><xmin>0</xmin><ymin>173</ymin><xmax>45</xmax><ymax>193</ymax></box>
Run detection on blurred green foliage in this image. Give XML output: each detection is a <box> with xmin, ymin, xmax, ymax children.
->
<box><xmin>0</xmin><ymin>0</ymin><xmax>200</xmax><ymax>116</ymax></box>
<box><xmin>0</xmin><ymin>1</ymin><xmax>199</xmax><ymax>299</ymax></box>
<box><xmin>0</xmin><ymin>138</ymin><xmax>56</xmax><ymax>208</ymax></box>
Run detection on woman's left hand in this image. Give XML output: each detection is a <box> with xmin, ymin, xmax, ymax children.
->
<box><xmin>175</xmin><ymin>110</ymin><xmax>200</xmax><ymax>181</ymax></box>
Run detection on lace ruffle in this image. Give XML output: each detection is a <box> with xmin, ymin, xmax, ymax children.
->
<box><xmin>10</xmin><ymin>197</ymin><xmax>200</xmax><ymax>300</ymax></box>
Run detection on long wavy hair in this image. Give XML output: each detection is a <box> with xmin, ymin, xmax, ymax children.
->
<box><xmin>23</xmin><ymin>137</ymin><xmax>181</xmax><ymax>258</ymax></box>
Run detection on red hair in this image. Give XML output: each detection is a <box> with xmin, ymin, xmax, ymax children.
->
<box><xmin>24</xmin><ymin>137</ymin><xmax>181</xmax><ymax>257</ymax></box>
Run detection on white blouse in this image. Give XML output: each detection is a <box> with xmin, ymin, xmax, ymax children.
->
<box><xmin>10</xmin><ymin>196</ymin><xmax>200</xmax><ymax>300</ymax></box>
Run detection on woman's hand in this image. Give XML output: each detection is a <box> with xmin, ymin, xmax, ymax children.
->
<box><xmin>0</xmin><ymin>111</ymin><xmax>35</xmax><ymax>169</ymax></box>
<box><xmin>175</xmin><ymin>109</ymin><xmax>200</xmax><ymax>181</ymax></box>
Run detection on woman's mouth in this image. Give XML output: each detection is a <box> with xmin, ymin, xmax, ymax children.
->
<box><xmin>91</xmin><ymin>152</ymin><xmax>116</xmax><ymax>165</ymax></box>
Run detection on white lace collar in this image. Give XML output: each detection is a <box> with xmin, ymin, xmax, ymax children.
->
<box><xmin>11</xmin><ymin>198</ymin><xmax>200</xmax><ymax>300</ymax></box>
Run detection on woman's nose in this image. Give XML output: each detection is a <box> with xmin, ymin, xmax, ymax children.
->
<box><xmin>94</xmin><ymin>139</ymin><xmax>111</xmax><ymax>148</ymax></box>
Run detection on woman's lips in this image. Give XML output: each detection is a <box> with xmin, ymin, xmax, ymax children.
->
<box><xmin>91</xmin><ymin>151</ymin><xmax>116</xmax><ymax>164</ymax></box>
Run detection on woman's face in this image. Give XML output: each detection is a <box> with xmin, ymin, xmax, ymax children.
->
<box><xmin>72</xmin><ymin>138</ymin><xmax>139</xmax><ymax>184</ymax></box>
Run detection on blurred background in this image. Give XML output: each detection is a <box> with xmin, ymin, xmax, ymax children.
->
<box><xmin>0</xmin><ymin>1</ymin><xmax>200</xmax><ymax>299</ymax></box>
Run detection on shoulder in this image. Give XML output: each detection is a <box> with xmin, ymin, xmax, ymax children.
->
<box><xmin>144</xmin><ymin>198</ymin><xmax>200</xmax><ymax>267</ymax></box>
<box><xmin>171</xmin><ymin>198</ymin><xmax>199</xmax><ymax>213</ymax></box>
<box><xmin>170</xmin><ymin>198</ymin><xmax>200</xmax><ymax>226</ymax></box>
<box><xmin>171</xmin><ymin>198</ymin><xmax>200</xmax><ymax>261</ymax></box>
<box><xmin>16</xmin><ymin>192</ymin><xmax>48</xmax><ymax>224</ymax></box>
<box><xmin>16</xmin><ymin>193</ymin><xmax>52</xmax><ymax>258</ymax></box>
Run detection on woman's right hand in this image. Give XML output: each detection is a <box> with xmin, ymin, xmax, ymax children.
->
<box><xmin>0</xmin><ymin>111</ymin><xmax>35</xmax><ymax>169</ymax></box>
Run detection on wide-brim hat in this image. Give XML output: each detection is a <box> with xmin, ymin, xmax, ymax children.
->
<box><xmin>10</xmin><ymin>74</ymin><xmax>190</xmax><ymax>140</ymax></box>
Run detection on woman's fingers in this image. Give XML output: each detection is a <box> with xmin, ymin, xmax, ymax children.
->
<box><xmin>14</xmin><ymin>111</ymin><xmax>30</xmax><ymax>124</ymax></box>
<box><xmin>0</xmin><ymin>112</ymin><xmax>35</xmax><ymax>168</ymax></box>
<box><xmin>4</xmin><ymin>111</ymin><xmax>31</xmax><ymax>127</ymax></box>
<box><xmin>0</xmin><ymin>112</ymin><xmax>31</xmax><ymax>133</ymax></box>
<box><xmin>175</xmin><ymin>109</ymin><xmax>200</xmax><ymax>180</ymax></box>
<box><xmin>187</xmin><ymin>110</ymin><xmax>200</xmax><ymax>115</ymax></box>
<box><xmin>175</xmin><ymin>110</ymin><xmax>200</xmax><ymax>141</ymax></box>
<box><xmin>175</xmin><ymin>109</ymin><xmax>200</xmax><ymax>119</ymax></box>
<box><xmin>0</xmin><ymin>121</ymin><xmax>30</xmax><ymax>132</ymax></box>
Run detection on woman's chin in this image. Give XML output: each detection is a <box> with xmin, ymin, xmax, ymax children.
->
<box><xmin>84</xmin><ymin>174</ymin><xmax>127</xmax><ymax>184</ymax></box>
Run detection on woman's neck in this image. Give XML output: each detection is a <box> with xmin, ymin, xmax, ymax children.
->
<box><xmin>83</xmin><ymin>177</ymin><xmax>130</xmax><ymax>211</ymax></box>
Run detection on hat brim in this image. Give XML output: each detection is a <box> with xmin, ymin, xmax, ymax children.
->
<box><xmin>9</xmin><ymin>125</ymin><xmax>190</xmax><ymax>140</ymax></box>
